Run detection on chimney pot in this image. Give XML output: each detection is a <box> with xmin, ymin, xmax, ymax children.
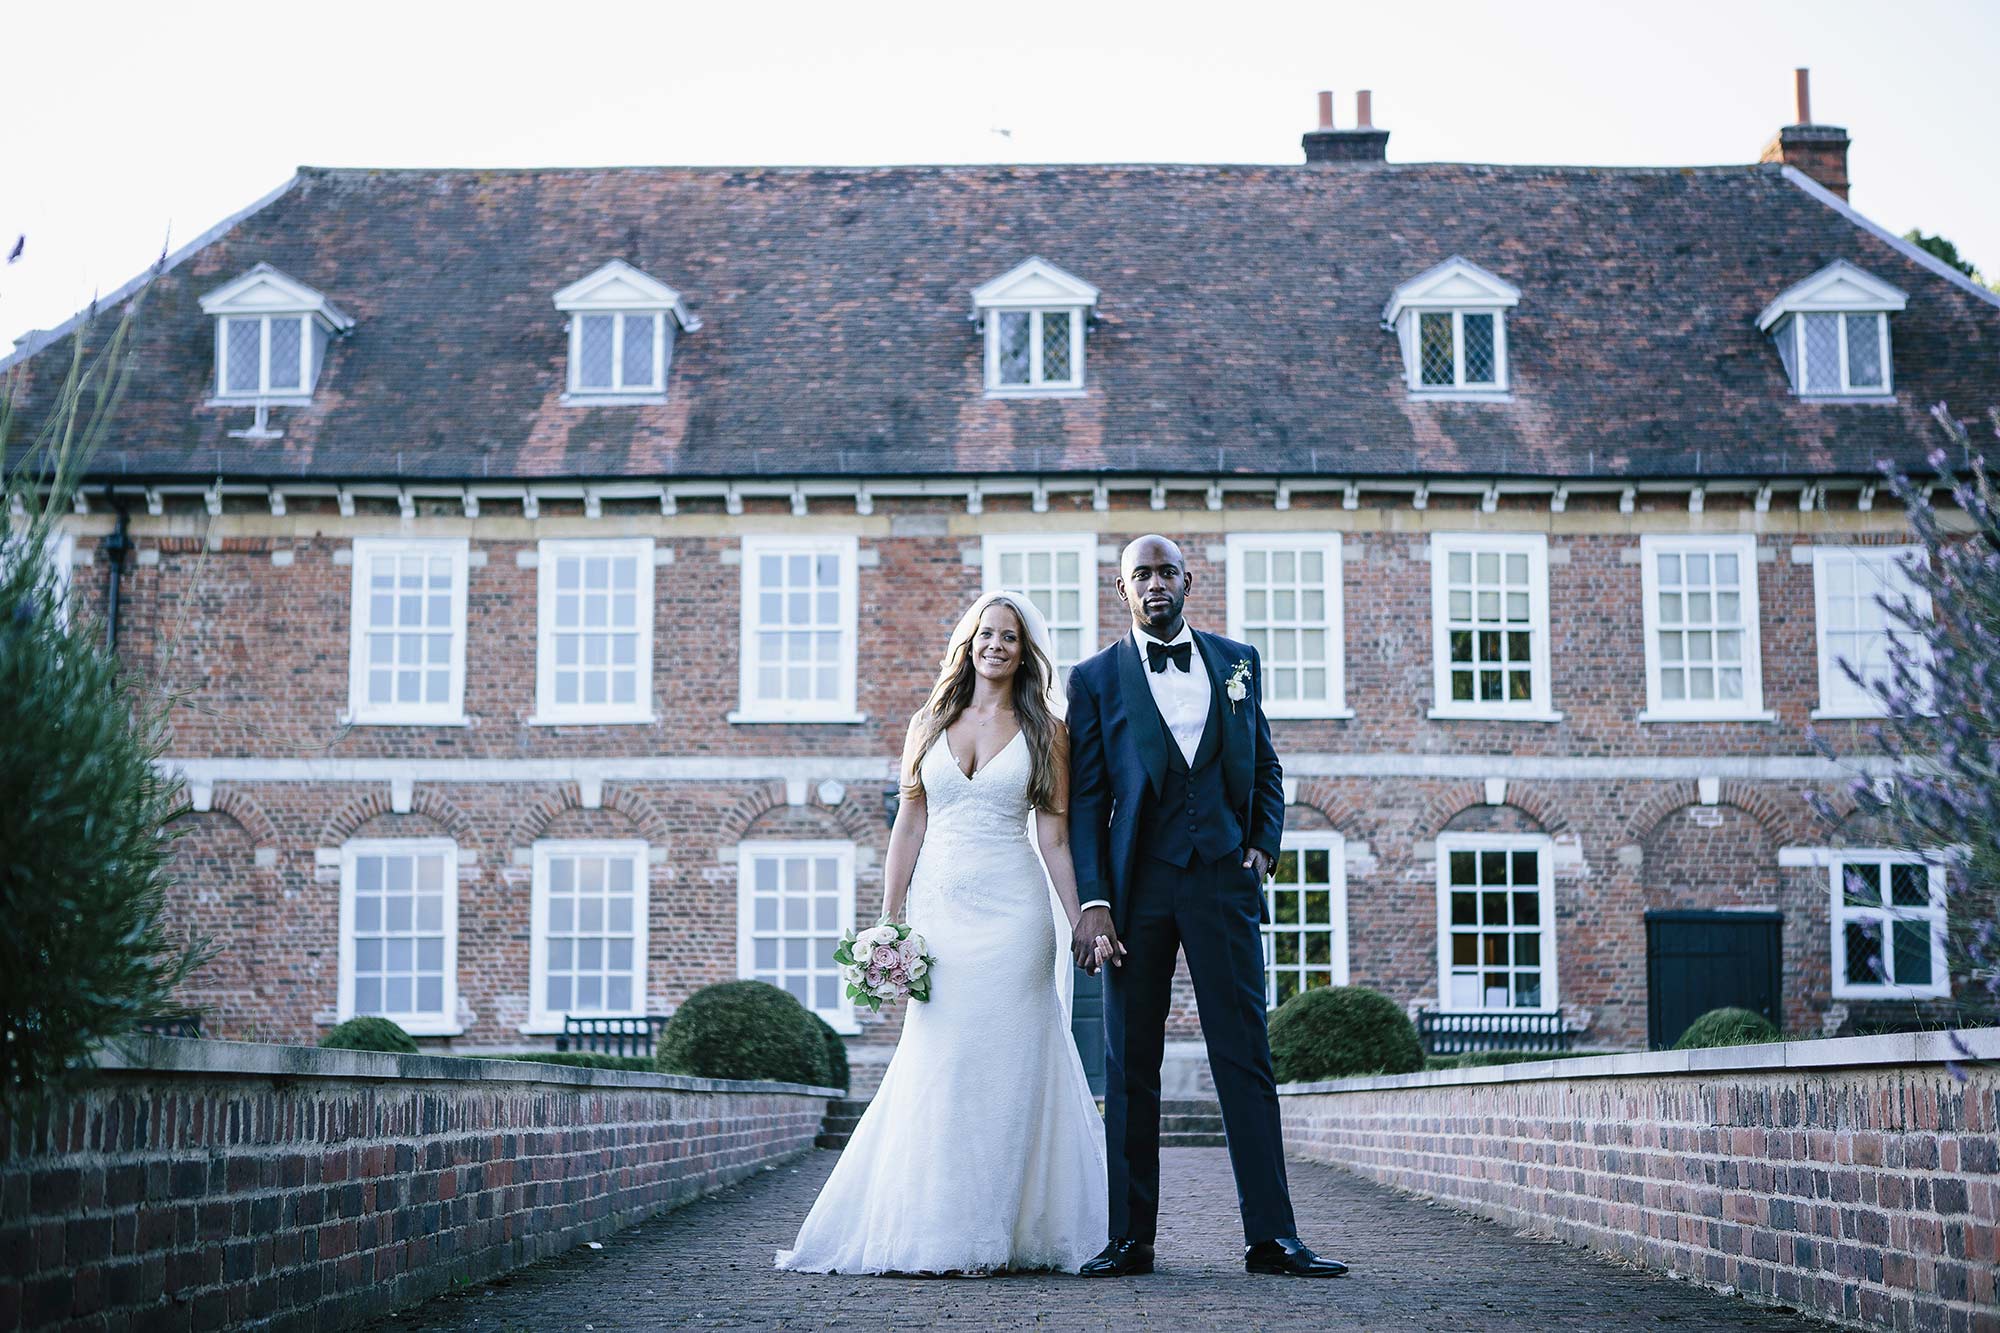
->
<box><xmin>1759</xmin><ymin>67</ymin><xmax>1849</xmax><ymax>199</ymax></box>
<box><xmin>1316</xmin><ymin>90</ymin><xmax>1334</xmax><ymax>131</ymax></box>
<box><xmin>1303</xmin><ymin>86</ymin><xmax>1389</xmax><ymax>165</ymax></box>
<box><xmin>1356</xmin><ymin>90</ymin><xmax>1373</xmax><ymax>130</ymax></box>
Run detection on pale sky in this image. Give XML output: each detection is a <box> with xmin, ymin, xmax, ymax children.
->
<box><xmin>5</xmin><ymin>0</ymin><xmax>1998</xmax><ymax>348</ymax></box>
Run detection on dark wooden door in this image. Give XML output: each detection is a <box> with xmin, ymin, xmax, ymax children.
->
<box><xmin>1645</xmin><ymin>910</ymin><xmax>1783</xmax><ymax>1050</ymax></box>
<box><xmin>1070</xmin><ymin>963</ymin><xmax>1107</xmax><ymax>1095</ymax></box>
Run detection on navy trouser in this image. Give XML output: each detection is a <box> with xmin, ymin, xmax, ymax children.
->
<box><xmin>1103</xmin><ymin>849</ymin><xmax>1297</xmax><ymax>1245</ymax></box>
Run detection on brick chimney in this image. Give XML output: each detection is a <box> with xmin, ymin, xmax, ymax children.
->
<box><xmin>1303</xmin><ymin>90</ymin><xmax>1390</xmax><ymax>164</ymax></box>
<box><xmin>1759</xmin><ymin>68</ymin><xmax>1850</xmax><ymax>199</ymax></box>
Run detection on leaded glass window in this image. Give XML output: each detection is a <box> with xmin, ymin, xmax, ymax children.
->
<box><xmin>1440</xmin><ymin>838</ymin><xmax>1554</xmax><ymax>1012</ymax></box>
<box><xmin>218</xmin><ymin>314</ymin><xmax>310</xmax><ymax>397</ymax></box>
<box><xmin>1780</xmin><ymin>310</ymin><xmax>1891</xmax><ymax>396</ymax></box>
<box><xmin>572</xmin><ymin>311</ymin><xmax>663</xmax><ymax>393</ymax></box>
<box><xmin>739</xmin><ymin>842</ymin><xmax>855</xmax><ymax>1027</ymax></box>
<box><xmin>1261</xmin><ymin>836</ymin><xmax>1347</xmax><ymax>1007</ymax></box>
<box><xmin>1831</xmin><ymin>855</ymin><xmax>1946</xmax><ymax>998</ymax></box>
<box><xmin>988</xmin><ymin>308</ymin><xmax>1083</xmax><ymax>391</ymax></box>
<box><xmin>1410</xmin><ymin>308</ymin><xmax>1505</xmax><ymax>391</ymax></box>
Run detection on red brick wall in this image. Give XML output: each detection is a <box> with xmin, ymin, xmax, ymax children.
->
<box><xmin>1281</xmin><ymin>1037</ymin><xmax>2000</xmax><ymax>1333</ymax></box>
<box><xmin>0</xmin><ymin>1042</ymin><xmax>833</xmax><ymax>1332</ymax></box>
<box><xmin>45</xmin><ymin>492</ymin><xmax>1940</xmax><ymax>1056</ymax></box>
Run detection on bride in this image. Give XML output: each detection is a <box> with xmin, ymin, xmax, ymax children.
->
<box><xmin>776</xmin><ymin>591</ymin><xmax>1111</xmax><ymax>1275</ymax></box>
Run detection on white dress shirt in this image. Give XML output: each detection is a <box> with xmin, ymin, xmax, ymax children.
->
<box><xmin>1079</xmin><ymin>623</ymin><xmax>1212</xmax><ymax>917</ymax></box>
<box><xmin>1133</xmin><ymin>621</ymin><xmax>1211</xmax><ymax>767</ymax></box>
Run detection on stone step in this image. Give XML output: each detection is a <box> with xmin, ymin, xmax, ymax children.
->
<box><xmin>1159</xmin><ymin>1099</ymin><xmax>1222</xmax><ymax>1116</ymax></box>
<box><xmin>1159</xmin><ymin>1114</ymin><xmax>1225</xmax><ymax>1134</ymax></box>
<box><xmin>1159</xmin><ymin>1133</ymin><xmax>1230</xmax><ymax>1147</ymax></box>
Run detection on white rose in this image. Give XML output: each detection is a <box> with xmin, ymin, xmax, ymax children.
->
<box><xmin>1226</xmin><ymin>678</ymin><xmax>1248</xmax><ymax>702</ymax></box>
<box><xmin>908</xmin><ymin>958</ymin><xmax>928</xmax><ymax>980</ymax></box>
<box><xmin>870</xmin><ymin>980</ymin><xmax>901</xmax><ymax>999</ymax></box>
<box><xmin>862</xmin><ymin>924</ymin><xmax>898</xmax><ymax>949</ymax></box>
<box><xmin>904</xmin><ymin>932</ymin><xmax>927</xmax><ymax>956</ymax></box>
<box><xmin>840</xmin><ymin>963</ymin><xmax>865</xmax><ymax>985</ymax></box>
<box><xmin>851</xmin><ymin>940</ymin><xmax>875</xmax><ymax>966</ymax></box>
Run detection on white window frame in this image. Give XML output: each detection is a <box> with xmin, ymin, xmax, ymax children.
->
<box><xmin>1225</xmin><ymin>532</ymin><xmax>1352</xmax><ymax>719</ymax></box>
<box><xmin>531</xmin><ymin>537</ymin><xmax>657</xmax><ymax>725</ymax></box>
<box><xmin>1428</xmin><ymin>532</ymin><xmax>1558</xmax><ymax>721</ymax></box>
<box><xmin>1435</xmin><ymin>832</ymin><xmax>1559</xmax><ymax>1015</ymax></box>
<box><xmin>730</xmin><ymin>533</ymin><xmax>863</xmax><ymax>724</ymax></box>
<box><xmin>736</xmin><ymin>839</ymin><xmax>859</xmax><ymax>1033</ymax></box>
<box><xmin>216</xmin><ymin>313</ymin><xmax>313</xmax><ymax>400</ymax></box>
<box><xmin>3</xmin><ymin>527</ymin><xmax>74</xmax><ymax>627</ymax></box>
<box><xmin>524</xmin><ymin>839</ymin><xmax>650</xmax><ymax>1033</ymax></box>
<box><xmin>1782</xmin><ymin>311</ymin><xmax>1893</xmax><ymax>397</ymax></box>
<box><xmin>1638</xmin><ymin>534</ymin><xmax>1770</xmax><ymax>722</ymax></box>
<box><xmin>1810</xmin><ymin>545</ymin><xmax>1932</xmax><ymax>719</ymax></box>
<box><xmin>337</xmin><ymin>838</ymin><xmax>461</xmax><ymax>1036</ymax></box>
<box><xmin>1408</xmin><ymin>307</ymin><xmax>1509</xmax><ymax>393</ymax></box>
<box><xmin>345</xmin><ymin>537</ymin><xmax>471</xmax><ymax>726</ymax></box>
<box><xmin>1825</xmin><ymin>851</ymin><xmax>1950</xmax><ymax>1000</ymax></box>
<box><xmin>979</xmin><ymin>531</ymin><xmax>1099</xmax><ymax>678</ymax></box>
<box><xmin>984</xmin><ymin>308</ymin><xmax>1086</xmax><ymax>393</ymax></box>
<box><xmin>566</xmin><ymin>310</ymin><xmax>668</xmax><ymax>396</ymax></box>
<box><xmin>1260</xmin><ymin>831</ymin><xmax>1350</xmax><ymax>1008</ymax></box>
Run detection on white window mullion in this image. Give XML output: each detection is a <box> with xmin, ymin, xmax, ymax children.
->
<box><xmin>256</xmin><ymin>315</ymin><xmax>272</xmax><ymax>395</ymax></box>
<box><xmin>1451</xmin><ymin>310</ymin><xmax>1466</xmax><ymax>388</ymax></box>
<box><xmin>609</xmin><ymin>314</ymin><xmax>626</xmax><ymax>391</ymax></box>
<box><xmin>1027</xmin><ymin>310</ymin><xmax>1045</xmax><ymax>386</ymax></box>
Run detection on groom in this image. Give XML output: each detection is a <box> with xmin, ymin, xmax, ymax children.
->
<box><xmin>1066</xmin><ymin>535</ymin><xmax>1347</xmax><ymax>1279</ymax></box>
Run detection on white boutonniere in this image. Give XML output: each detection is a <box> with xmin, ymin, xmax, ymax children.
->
<box><xmin>1225</xmin><ymin>658</ymin><xmax>1252</xmax><ymax>712</ymax></box>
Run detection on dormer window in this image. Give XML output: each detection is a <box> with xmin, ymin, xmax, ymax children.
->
<box><xmin>1756</xmin><ymin>261</ymin><xmax>1906</xmax><ymax>398</ymax></box>
<box><xmin>1383</xmin><ymin>257</ymin><xmax>1520</xmax><ymax>397</ymax></box>
<box><xmin>553</xmin><ymin>261</ymin><xmax>699</xmax><ymax>403</ymax></box>
<box><xmin>198</xmin><ymin>263</ymin><xmax>352</xmax><ymax>402</ymax></box>
<box><xmin>971</xmin><ymin>257</ymin><xmax>1098</xmax><ymax>396</ymax></box>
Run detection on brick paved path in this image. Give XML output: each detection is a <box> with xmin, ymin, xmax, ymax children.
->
<box><xmin>372</xmin><ymin>1149</ymin><xmax>1829</xmax><ymax>1332</ymax></box>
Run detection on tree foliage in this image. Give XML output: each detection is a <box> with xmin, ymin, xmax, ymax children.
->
<box><xmin>1</xmin><ymin>299</ymin><xmax>214</xmax><ymax>1122</ymax></box>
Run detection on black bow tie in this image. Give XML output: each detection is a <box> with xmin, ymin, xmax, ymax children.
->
<box><xmin>1146</xmin><ymin>640</ymin><xmax>1193</xmax><ymax>674</ymax></box>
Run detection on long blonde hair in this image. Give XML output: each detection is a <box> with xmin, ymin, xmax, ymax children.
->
<box><xmin>900</xmin><ymin>592</ymin><xmax>1068</xmax><ymax>814</ymax></box>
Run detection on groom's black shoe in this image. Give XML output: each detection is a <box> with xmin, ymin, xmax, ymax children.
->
<box><xmin>1245</xmin><ymin>1237</ymin><xmax>1348</xmax><ymax>1278</ymax></box>
<box><xmin>1079</xmin><ymin>1238</ymin><xmax>1155</xmax><ymax>1277</ymax></box>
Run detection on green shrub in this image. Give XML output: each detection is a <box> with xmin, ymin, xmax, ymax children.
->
<box><xmin>654</xmin><ymin>981</ymin><xmax>831</xmax><ymax>1087</ymax></box>
<box><xmin>811</xmin><ymin>1011</ymin><xmax>850</xmax><ymax>1093</ymax></box>
<box><xmin>1672</xmin><ymin>1007</ymin><xmax>1780</xmax><ymax>1050</ymax></box>
<box><xmin>320</xmin><ymin>1016</ymin><xmax>420</xmax><ymax>1053</ymax></box>
<box><xmin>1268</xmin><ymin>986</ymin><xmax>1424</xmax><ymax>1083</ymax></box>
<box><xmin>477</xmin><ymin>1052</ymin><xmax>659</xmax><ymax>1071</ymax></box>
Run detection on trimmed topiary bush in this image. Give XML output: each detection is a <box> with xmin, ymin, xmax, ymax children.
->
<box><xmin>653</xmin><ymin>981</ymin><xmax>830</xmax><ymax>1087</ymax></box>
<box><xmin>811</xmin><ymin>1011</ymin><xmax>850</xmax><ymax>1094</ymax></box>
<box><xmin>320</xmin><ymin>1016</ymin><xmax>420</xmax><ymax>1053</ymax></box>
<box><xmin>1672</xmin><ymin>1007</ymin><xmax>1779</xmax><ymax>1050</ymax></box>
<box><xmin>1268</xmin><ymin>985</ymin><xmax>1424</xmax><ymax>1083</ymax></box>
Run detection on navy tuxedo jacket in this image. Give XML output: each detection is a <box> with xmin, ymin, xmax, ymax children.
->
<box><xmin>1066</xmin><ymin>628</ymin><xmax>1285</xmax><ymax>932</ymax></box>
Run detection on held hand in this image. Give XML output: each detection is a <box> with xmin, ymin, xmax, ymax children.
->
<box><xmin>1071</xmin><ymin>904</ymin><xmax>1126</xmax><ymax>974</ymax></box>
<box><xmin>1242</xmin><ymin>847</ymin><xmax>1273</xmax><ymax>880</ymax></box>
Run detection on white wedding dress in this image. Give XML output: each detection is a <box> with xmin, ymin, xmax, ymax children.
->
<box><xmin>776</xmin><ymin>729</ymin><xmax>1108</xmax><ymax>1274</ymax></box>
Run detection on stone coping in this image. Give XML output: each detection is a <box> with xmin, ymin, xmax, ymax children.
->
<box><xmin>87</xmin><ymin>1035</ymin><xmax>842</xmax><ymax>1099</ymax></box>
<box><xmin>1278</xmin><ymin>1026</ymin><xmax>2000</xmax><ymax>1097</ymax></box>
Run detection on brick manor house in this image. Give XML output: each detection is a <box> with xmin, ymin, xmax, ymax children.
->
<box><xmin>8</xmin><ymin>79</ymin><xmax>1999</xmax><ymax>1089</ymax></box>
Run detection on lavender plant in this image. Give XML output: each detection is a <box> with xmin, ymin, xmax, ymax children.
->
<box><xmin>1807</xmin><ymin>405</ymin><xmax>2000</xmax><ymax>1037</ymax></box>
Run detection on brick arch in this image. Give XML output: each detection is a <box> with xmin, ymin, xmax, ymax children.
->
<box><xmin>200</xmin><ymin>788</ymin><xmax>280</xmax><ymax>851</ymax></box>
<box><xmin>716</xmin><ymin>782</ymin><xmax>792</xmax><ymax>845</ymax></box>
<box><xmin>1621</xmin><ymin>780</ymin><xmax>1797</xmax><ymax>850</ymax></box>
<box><xmin>1283</xmin><ymin>781</ymin><xmax>1369</xmax><ymax>837</ymax></box>
<box><xmin>1420</xmin><ymin>782</ymin><xmax>1568</xmax><ymax>838</ymax></box>
<box><xmin>506</xmin><ymin>783</ymin><xmax>673</xmax><ymax>848</ymax></box>
<box><xmin>317</xmin><ymin>786</ymin><xmax>478</xmax><ymax>848</ymax></box>
<box><xmin>717</xmin><ymin>780</ymin><xmax>887</xmax><ymax>846</ymax></box>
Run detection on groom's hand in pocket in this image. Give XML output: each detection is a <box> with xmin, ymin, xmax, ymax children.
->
<box><xmin>1072</xmin><ymin>904</ymin><xmax>1125</xmax><ymax>974</ymax></box>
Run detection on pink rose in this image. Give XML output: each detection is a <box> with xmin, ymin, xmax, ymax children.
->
<box><xmin>897</xmin><ymin>937</ymin><xmax>920</xmax><ymax>967</ymax></box>
<box><xmin>865</xmin><ymin>966</ymin><xmax>884</xmax><ymax>987</ymax></box>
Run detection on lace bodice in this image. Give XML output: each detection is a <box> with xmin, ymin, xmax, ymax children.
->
<box><xmin>918</xmin><ymin>729</ymin><xmax>1035</xmax><ymax>845</ymax></box>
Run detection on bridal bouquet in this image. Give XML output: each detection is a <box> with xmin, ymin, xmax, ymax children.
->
<box><xmin>834</xmin><ymin>921</ymin><xmax>934</xmax><ymax>1012</ymax></box>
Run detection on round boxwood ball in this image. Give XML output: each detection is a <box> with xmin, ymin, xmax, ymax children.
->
<box><xmin>810</xmin><ymin>1011</ymin><xmax>850</xmax><ymax>1094</ymax></box>
<box><xmin>320</xmin><ymin>1016</ymin><xmax>419</xmax><ymax>1054</ymax></box>
<box><xmin>1267</xmin><ymin>985</ymin><xmax>1424</xmax><ymax>1083</ymax></box>
<box><xmin>654</xmin><ymin>980</ymin><xmax>831</xmax><ymax>1087</ymax></box>
<box><xmin>1672</xmin><ymin>1006</ymin><xmax>1779</xmax><ymax>1050</ymax></box>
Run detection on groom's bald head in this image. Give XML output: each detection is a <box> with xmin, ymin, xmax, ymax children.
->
<box><xmin>1117</xmin><ymin>535</ymin><xmax>1192</xmax><ymax>637</ymax></box>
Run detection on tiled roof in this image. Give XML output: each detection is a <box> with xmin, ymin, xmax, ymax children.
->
<box><xmin>7</xmin><ymin>161</ymin><xmax>1999</xmax><ymax>483</ymax></box>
